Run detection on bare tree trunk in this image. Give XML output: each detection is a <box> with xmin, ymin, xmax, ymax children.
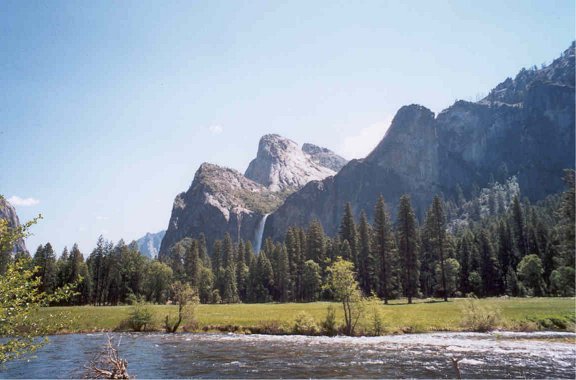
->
<box><xmin>450</xmin><ymin>357</ymin><xmax>462</xmax><ymax>379</ymax></box>
<box><xmin>84</xmin><ymin>335</ymin><xmax>131</xmax><ymax>379</ymax></box>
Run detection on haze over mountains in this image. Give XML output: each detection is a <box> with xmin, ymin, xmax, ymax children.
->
<box><xmin>155</xmin><ymin>42</ymin><xmax>574</xmax><ymax>258</ymax></box>
<box><xmin>136</xmin><ymin>230</ymin><xmax>166</xmax><ymax>259</ymax></box>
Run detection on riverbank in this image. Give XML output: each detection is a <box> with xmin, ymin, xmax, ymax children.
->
<box><xmin>39</xmin><ymin>297</ymin><xmax>575</xmax><ymax>335</ymax></box>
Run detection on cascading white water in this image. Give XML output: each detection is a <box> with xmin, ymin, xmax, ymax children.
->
<box><xmin>253</xmin><ymin>213</ymin><xmax>270</xmax><ymax>254</ymax></box>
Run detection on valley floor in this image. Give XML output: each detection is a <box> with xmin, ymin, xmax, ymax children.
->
<box><xmin>39</xmin><ymin>297</ymin><xmax>575</xmax><ymax>336</ymax></box>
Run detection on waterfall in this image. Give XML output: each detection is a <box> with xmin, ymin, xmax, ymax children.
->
<box><xmin>254</xmin><ymin>213</ymin><xmax>270</xmax><ymax>254</ymax></box>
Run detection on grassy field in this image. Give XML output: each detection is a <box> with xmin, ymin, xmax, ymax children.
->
<box><xmin>40</xmin><ymin>297</ymin><xmax>575</xmax><ymax>335</ymax></box>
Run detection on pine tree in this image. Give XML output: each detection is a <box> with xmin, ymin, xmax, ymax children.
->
<box><xmin>559</xmin><ymin>169</ymin><xmax>575</xmax><ymax>267</ymax></box>
<box><xmin>284</xmin><ymin>227</ymin><xmax>297</xmax><ymax>298</ymax></box>
<box><xmin>497</xmin><ymin>220</ymin><xmax>515</xmax><ymax>292</ymax></box>
<box><xmin>339</xmin><ymin>202</ymin><xmax>358</xmax><ymax>263</ymax></box>
<box><xmin>183</xmin><ymin>239</ymin><xmax>201</xmax><ymax>287</ymax></box>
<box><xmin>397</xmin><ymin>195</ymin><xmax>420</xmax><ymax>304</ymax></box>
<box><xmin>428</xmin><ymin>196</ymin><xmax>449</xmax><ymax>301</ymax></box>
<box><xmin>56</xmin><ymin>247</ymin><xmax>71</xmax><ymax>289</ymax></box>
<box><xmin>198</xmin><ymin>233</ymin><xmax>210</xmax><ymax>267</ymax></box>
<box><xmin>328</xmin><ymin>236</ymin><xmax>341</xmax><ymax>263</ymax></box>
<box><xmin>306</xmin><ymin>219</ymin><xmax>326</xmax><ymax>265</ymax></box>
<box><xmin>244</xmin><ymin>240</ymin><xmax>256</xmax><ymax>268</ymax></box>
<box><xmin>541</xmin><ymin>239</ymin><xmax>557</xmax><ymax>290</ymax></box>
<box><xmin>357</xmin><ymin>210</ymin><xmax>375</xmax><ymax>295</ymax></box>
<box><xmin>212</xmin><ymin>240</ymin><xmax>222</xmax><ymax>273</ymax></box>
<box><xmin>221</xmin><ymin>266</ymin><xmax>239</xmax><ymax>303</ymax></box>
<box><xmin>248</xmin><ymin>251</ymin><xmax>274</xmax><ymax>302</ymax></box>
<box><xmin>222</xmin><ymin>233</ymin><xmax>235</xmax><ymax>269</ymax></box>
<box><xmin>198</xmin><ymin>265</ymin><xmax>214</xmax><ymax>303</ymax></box>
<box><xmin>505</xmin><ymin>266</ymin><xmax>520</xmax><ymax>296</ymax></box>
<box><xmin>68</xmin><ymin>244</ymin><xmax>92</xmax><ymax>304</ymax></box>
<box><xmin>272</xmin><ymin>242</ymin><xmax>290</xmax><ymax>302</ymax></box>
<box><xmin>236</xmin><ymin>240</ymin><xmax>249</xmax><ymax>301</ymax></box>
<box><xmin>511</xmin><ymin>195</ymin><xmax>527</xmax><ymax>258</ymax></box>
<box><xmin>106</xmin><ymin>240</ymin><xmax>124</xmax><ymax>305</ymax></box>
<box><xmin>419</xmin><ymin>225</ymin><xmax>436</xmax><ymax>298</ymax></box>
<box><xmin>457</xmin><ymin>232</ymin><xmax>474</xmax><ymax>294</ymax></box>
<box><xmin>340</xmin><ymin>239</ymin><xmax>352</xmax><ymax>263</ymax></box>
<box><xmin>220</xmin><ymin>233</ymin><xmax>238</xmax><ymax>303</ymax></box>
<box><xmin>297</xmin><ymin>227</ymin><xmax>308</xmax><ymax>300</ymax></box>
<box><xmin>478</xmin><ymin>230</ymin><xmax>500</xmax><ymax>296</ymax></box>
<box><xmin>302</xmin><ymin>260</ymin><xmax>322</xmax><ymax>301</ymax></box>
<box><xmin>87</xmin><ymin>237</ymin><xmax>104</xmax><ymax>305</ymax></box>
<box><xmin>373</xmin><ymin>195</ymin><xmax>397</xmax><ymax>304</ymax></box>
<box><xmin>165</xmin><ymin>239</ymin><xmax>186</xmax><ymax>279</ymax></box>
<box><xmin>33</xmin><ymin>243</ymin><xmax>57</xmax><ymax>294</ymax></box>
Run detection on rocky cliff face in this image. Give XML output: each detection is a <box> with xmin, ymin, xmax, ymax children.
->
<box><xmin>264</xmin><ymin>43</ymin><xmax>575</xmax><ymax>240</ymax></box>
<box><xmin>302</xmin><ymin>143</ymin><xmax>348</xmax><ymax>172</ymax></box>
<box><xmin>0</xmin><ymin>197</ymin><xmax>27</xmax><ymax>253</ymax></box>
<box><xmin>159</xmin><ymin>163</ymin><xmax>283</xmax><ymax>258</ymax></box>
<box><xmin>159</xmin><ymin>134</ymin><xmax>346</xmax><ymax>257</ymax></box>
<box><xmin>244</xmin><ymin>134</ymin><xmax>339</xmax><ymax>192</ymax></box>
<box><xmin>136</xmin><ymin>230</ymin><xmax>166</xmax><ymax>259</ymax></box>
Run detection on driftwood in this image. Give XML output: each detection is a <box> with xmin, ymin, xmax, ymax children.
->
<box><xmin>84</xmin><ymin>335</ymin><xmax>132</xmax><ymax>379</ymax></box>
<box><xmin>450</xmin><ymin>356</ymin><xmax>462</xmax><ymax>379</ymax></box>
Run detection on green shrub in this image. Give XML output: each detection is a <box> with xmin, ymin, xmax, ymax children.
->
<box><xmin>293</xmin><ymin>312</ymin><xmax>319</xmax><ymax>335</ymax></box>
<box><xmin>127</xmin><ymin>303</ymin><xmax>154</xmax><ymax>332</ymax></box>
<box><xmin>460</xmin><ymin>296</ymin><xmax>501</xmax><ymax>332</ymax></box>
<box><xmin>366</xmin><ymin>294</ymin><xmax>384</xmax><ymax>336</ymax></box>
<box><xmin>321</xmin><ymin>305</ymin><xmax>338</xmax><ymax>336</ymax></box>
<box><xmin>249</xmin><ymin>320</ymin><xmax>288</xmax><ymax>335</ymax></box>
<box><xmin>530</xmin><ymin>315</ymin><xmax>574</xmax><ymax>331</ymax></box>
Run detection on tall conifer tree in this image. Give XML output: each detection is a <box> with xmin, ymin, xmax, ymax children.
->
<box><xmin>374</xmin><ymin>195</ymin><xmax>397</xmax><ymax>304</ymax></box>
<box><xmin>397</xmin><ymin>195</ymin><xmax>420</xmax><ymax>304</ymax></box>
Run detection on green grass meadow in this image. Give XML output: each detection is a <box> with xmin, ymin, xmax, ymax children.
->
<box><xmin>40</xmin><ymin>297</ymin><xmax>575</xmax><ymax>335</ymax></box>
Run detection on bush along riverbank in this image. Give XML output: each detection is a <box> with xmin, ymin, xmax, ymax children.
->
<box><xmin>38</xmin><ymin>297</ymin><xmax>576</xmax><ymax>337</ymax></box>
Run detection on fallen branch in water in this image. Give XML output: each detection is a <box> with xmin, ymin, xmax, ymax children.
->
<box><xmin>84</xmin><ymin>335</ymin><xmax>132</xmax><ymax>379</ymax></box>
<box><xmin>450</xmin><ymin>356</ymin><xmax>462</xmax><ymax>379</ymax></box>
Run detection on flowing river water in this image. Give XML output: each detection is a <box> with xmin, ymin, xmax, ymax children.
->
<box><xmin>1</xmin><ymin>332</ymin><xmax>575</xmax><ymax>378</ymax></box>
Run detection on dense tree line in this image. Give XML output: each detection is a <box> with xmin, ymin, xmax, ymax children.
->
<box><xmin>156</xmin><ymin>170</ymin><xmax>575</xmax><ymax>304</ymax></box>
<box><xmin>3</xmin><ymin>171</ymin><xmax>574</xmax><ymax>305</ymax></box>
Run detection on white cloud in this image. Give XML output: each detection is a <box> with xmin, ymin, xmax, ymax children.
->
<box><xmin>96</xmin><ymin>215</ymin><xmax>108</xmax><ymax>221</ymax></box>
<box><xmin>339</xmin><ymin>118</ymin><xmax>392</xmax><ymax>159</ymax></box>
<box><xmin>208</xmin><ymin>125</ymin><xmax>223</xmax><ymax>135</ymax></box>
<box><xmin>7</xmin><ymin>196</ymin><xmax>40</xmax><ymax>207</ymax></box>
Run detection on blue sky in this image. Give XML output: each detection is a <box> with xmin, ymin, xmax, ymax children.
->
<box><xmin>1</xmin><ymin>0</ymin><xmax>574</xmax><ymax>255</ymax></box>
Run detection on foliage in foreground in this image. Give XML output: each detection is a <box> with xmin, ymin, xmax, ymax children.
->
<box><xmin>0</xmin><ymin>210</ymin><xmax>77</xmax><ymax>364</ymax></box>
<box><xmin>0</xmin><ymin>258</ymin><xmax>76</xmax><ymax>363</ymax></box>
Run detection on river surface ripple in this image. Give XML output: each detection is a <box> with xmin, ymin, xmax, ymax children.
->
<box><xmin>1</xmin><ymin>332</ymin><xmax>575</xmax><ymax>378</ymax></box>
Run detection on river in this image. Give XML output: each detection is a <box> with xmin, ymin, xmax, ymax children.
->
<box><xmin>1</xmin><ymin>332</ymin><xmax>575</xmax><ymax>378</ymax></box>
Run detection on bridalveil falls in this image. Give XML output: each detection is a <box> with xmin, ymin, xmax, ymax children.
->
<box><xmin>254</xmin><ymin>213</ymin><xmax>270</xmax><ymax>254</ymax></box>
